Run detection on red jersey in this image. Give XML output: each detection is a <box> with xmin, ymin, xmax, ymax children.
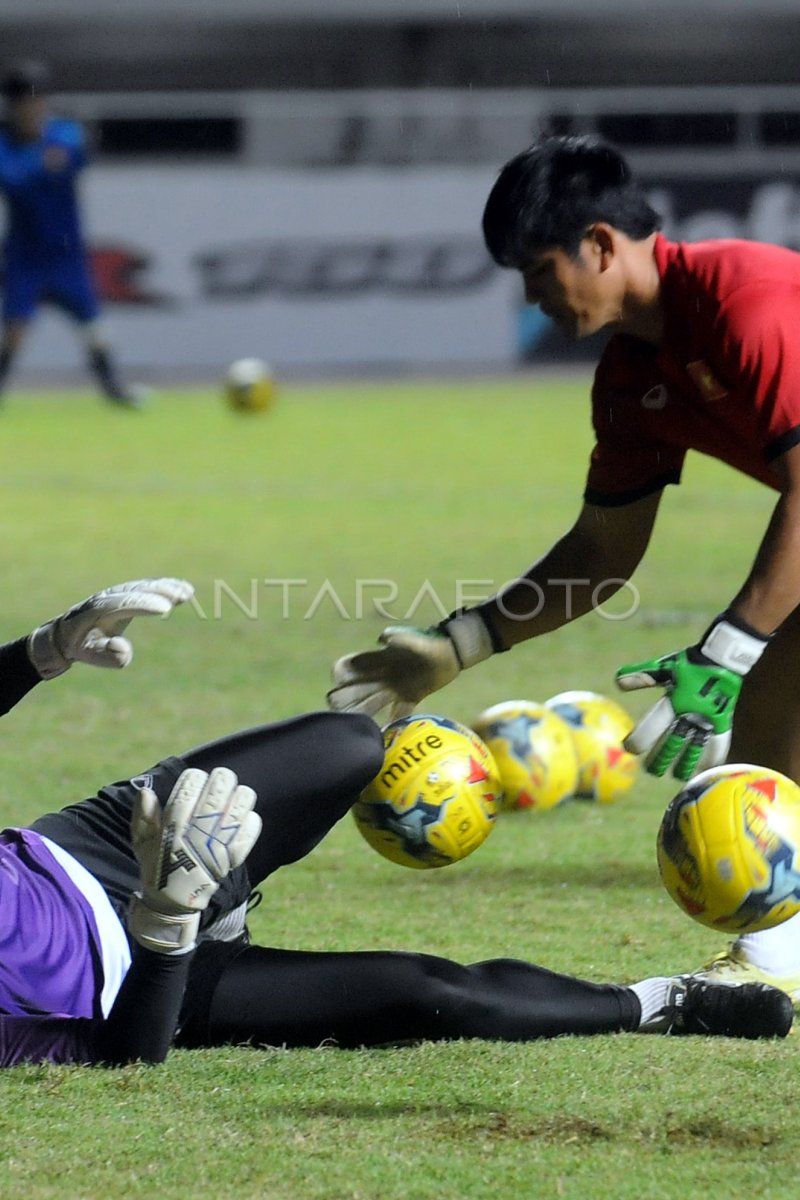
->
<box><xmin>585</xmin><ymin>235</ymin><xmax>800</xmax><ymax>506</ymax></box>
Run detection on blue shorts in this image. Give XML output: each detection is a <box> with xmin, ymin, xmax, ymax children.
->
<box><xmin>2</xmin><ymin>252</ymin><xmax>100</xmax><ymax>323</ymax></box>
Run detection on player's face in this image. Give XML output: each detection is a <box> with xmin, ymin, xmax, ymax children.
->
<box><xmin>8</xmin><ymin>95</ymin><xmax>47</xmax><ymax>141</ymax></box>
<box><xmin>521</xmin><ymin>241</ymin><xmax>618</xmax><ymax>340</ymax></box>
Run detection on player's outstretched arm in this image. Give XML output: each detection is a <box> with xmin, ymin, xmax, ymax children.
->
<box><xmin>0</xmin><ymin>578</ymin><xmax>194</xmax><ymax>717</ymax></box>
<box><xmin>27</xmin><ymin>577</ymin><xmax>195</xmax><ymax>679</ymax></box>
<box><xmin>328</xmin><ymin>494</ymin><xmax>661</xmax><ymax>721</ymax></box>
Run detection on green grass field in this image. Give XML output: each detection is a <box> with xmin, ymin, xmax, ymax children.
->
<box><xmin>0</xmin><ymin>376</ymin><xmax>794</xmax><ymax>1200</ymax></box>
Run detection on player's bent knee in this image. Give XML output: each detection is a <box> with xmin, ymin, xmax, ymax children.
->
<box><xmin>323</xmin><ymin>710</ymin><xmax>385</xmax><ymax>787</ymax></box>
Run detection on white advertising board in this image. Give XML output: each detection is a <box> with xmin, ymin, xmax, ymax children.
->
<box><xmin>14</xmin><ymin>165</ymin><xmax>518</xmax><ymax>376</ymax></box>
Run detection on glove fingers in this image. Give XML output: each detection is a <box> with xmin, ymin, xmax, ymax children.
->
<box><xmin>227</xmin><ymin>807</ymin><xmax>263</xmax><ymax>872</ymax></box>
<box><xmin>88</xmin><ymin>580</ymin><xmax>194</xmax><ymax>635</ymax></box>
<box><xmin>618</xmin><ymin>667</ymin><xmax>676</xmax><ymax>696</ymax></box>
<box><xmin>192</xmin><ymin>766</ymin><xmax>240</xmax><ymax>821</ymax></box>
<box><xmin>185</xmin><ymin>768</ymin><xmax>251</xmax><ymax>881</ymax></box>
<box><xmin>224</xmin><ymin>780</ymin><xmax>257</xmax><ymax>824</ymax></box>
<box><xmin>81</xmin><ymin>633</ymin><xmax>134</xmax><ymax>668</ymax></box>
<box><xmin>164</xmin><ymin>768</ymin><xmax>209</xmax><ymax>840</ymax></box>
<box><xmin>646</xmin><ymin>715</ymin><xmax>716</xmax><ymax>781</ymax></box>
<box><xmin>327</xmin><ymin>681</ymin><xmax>365</xmax><ymax>710</ymax></box>
<box><xmin>331</xmin><ymin>646</ymin><xmax>403</xmax><ymax>686</ymax></box>
<box><xmin>141</xmin><ymin>578</ymin><xmax>194</xmax><ymax>605</ymax></box>
<box><xmin>331</xmin><ymin>652</ymin><xmax>371</xmax><ymax>686</ymax></box>
<box><xmin>377</xmin><ymin>625</ymin><xmax>423</xmax><ymax>647</ymax></box>
<box><xmin>693</xmin><ymin>731</ymin><xmax>732</xmax><ymax>776</ymax></box>
<box><xmin>85</xmin><ymin>587</ymin><xmax>189</xmax><ymax>646</ymax></box>
<box><xmin>333</xmin><ymin>630</ymin><xmax>431</xmax><ymax>685</ymax></box>
<box><xmin>624</xmin><ymin>695</ymin><xmax>675</xmax><ymax>756</ymax></box>
<box><xmin>92</xmin><ymin>594</ymin><xmax>175</xmax><ymax>625</ymax></box>
<box><xmin>645</xmin><ymin>726</ymin><xmax>683</xmax><ymax>777</ymax></box>
<box><xmin>388</xmin><ymin>698</ymin><xmax>417</xmax><ymax>721</ymax></box>
<box><xmin>616</xmin><ymin>655</ymin><xmax>678</xmax><ymax>691</ymax></box>
<box><xmin>130</xmin><ymin>787</ymin><xmax>161</xmax><ymax>856</ymax></box>
<box><xmin>327</xmin><ymin>681</ymin><xmax>395</xmax><ymax>717</ymax></box>
<box><xmin>672</xmin><ymin>738</ymin><xmax>706</xmax><ymax>782</ymax></box>
<box><xmin>616</xmin><ymin>670</ymin><xmax>657</xmax><ymax>693</ymax></box>
<box><xmin>212</xmin><ymin>781</ymin><xmax>261</xmax><ymax>871</ymax></box>
<box><xmin>101</xmin><ymin>578</ymin><xmax>194</xmax><ymax>605</ymax></box>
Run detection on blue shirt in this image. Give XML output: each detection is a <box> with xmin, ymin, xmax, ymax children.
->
<box><xmin>0</xmin><ymin>118</ymin><xmax>87</xmax><ymax>262</ymax></box>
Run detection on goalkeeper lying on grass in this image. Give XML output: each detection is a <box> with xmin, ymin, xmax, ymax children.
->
<box><xmin>0</xmin><ymin>579</ymin><xmax>793</xmax><ymax>1066</ymax></box>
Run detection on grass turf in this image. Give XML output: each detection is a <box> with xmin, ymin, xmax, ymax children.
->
<box><xmin>0</xmin><ymin>377</ymin><xmax>794</xmax><ymax>1200</ymax></box>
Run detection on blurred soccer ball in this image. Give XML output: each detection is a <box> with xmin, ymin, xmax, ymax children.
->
<box><xmin>544</xmin><ymin>689</ymin><xmax>639</xmax><ymax>805</ymax></box>
<box><xmin>224</xmin><ymin>357</ymin><xmax>276</xmax><ymax>413</ymax></box>
<box><xmin>657</xmin><ymin>764</ymin><xmax>800</xmax><ymax>933</ymax></box>
<box><xmin>352</xmin><ymin>714</ymin><xmax>502</xmax><ymax>869</ymax></box>
<box><xmin>471</xmin><ymin>699</ymin><xmax>578</xmax><ymax>811</ymax></box>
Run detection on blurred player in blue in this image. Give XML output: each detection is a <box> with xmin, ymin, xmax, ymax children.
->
<box><xmin>0</xmin><ymin>60</ymin><xmax>140</xmax><ymax>408</ymax></box>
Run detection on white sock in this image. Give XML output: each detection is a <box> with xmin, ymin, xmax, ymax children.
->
<box><xmin>734</xmin><ymin>910</ymin><xmax>800</xmax><ymax>975</ymax></box>
<box><xmin>629</xmin><ymin>976</ymin><xmax>673</xmax><ymax>1029</ymax></box>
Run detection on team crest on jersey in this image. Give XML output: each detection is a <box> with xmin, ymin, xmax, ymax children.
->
<box><xmin>641</xmin><ymin>384</ymin><xmax>668</xmax><ymax>410</ymax></box>
<box><xmin>686</xmin><ymin>360</ymin><xmax>728</xmax><ymax>402</ymax></box>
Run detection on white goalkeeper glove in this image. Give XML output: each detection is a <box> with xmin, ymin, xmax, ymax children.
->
<box><xmin>327</xmin><ymin>609</ymin><xmax>499</xmax><ymax>721</ymax></box>
<box><xmin>127</xmin><ymin>767</ymin><xmax>262</xmax><ymax>954</ymax></box>
<box><xmin>27</xmin><ymin>577</ymin><xmax>195</xmax><ymax>679</ymax></box>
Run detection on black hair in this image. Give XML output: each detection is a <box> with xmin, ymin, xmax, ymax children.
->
<box><xmin>2</xmin><ymin>60</ymin><xmax>51</xmax><ymax>102</ymax></box>
<box><xmin>482</xmin><ymin>134</ymin><xmax>662</xmax><ymax>267</ymax></box>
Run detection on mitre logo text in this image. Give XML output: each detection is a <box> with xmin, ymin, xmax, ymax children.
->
<box><xmin>381</xmin><ymin>734</ymin><xmax>443</xmax><ymax>787</ymax></box>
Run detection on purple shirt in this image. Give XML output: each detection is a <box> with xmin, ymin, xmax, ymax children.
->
<box><xmin>0</xmin><ymin>1014</ymin><xmax>96</xmax><ymax>1066</ymax></box>
<box><xmin>0</xmin><ymin>644</ymin><xmax>190</xmax><ymax>1067</ymax></box>
<box><xmin>0</xmin><ymin>828</ymin><xmax>104</xmax><ymax>1018</ymax></box>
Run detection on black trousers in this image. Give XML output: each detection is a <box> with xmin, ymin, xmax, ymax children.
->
<box><xmin>32</xmin><ymin>710</ymin><xmax>639</xmax><ymax>1049</ymax></box>
<box><xmin>32</xmin><ymin>711</ymin><xmax>385</xmax><ymax>931</ymax></box>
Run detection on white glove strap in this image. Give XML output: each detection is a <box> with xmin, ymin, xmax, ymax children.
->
<box><xmin>27</xmin><ymin>624</ymin><xmax>69</xmax><ymax>680</ymax></box>
<box><xmin>700</xmin><ymin>618</ymin><xmax>768</xmax><ymax>676</ymax></box>
<box><xmin>443</xmin><ymin>610</ymin><xmax>494</xmax><ymax>670</ymax></box>
<box><xmin>127</xmin><ymin>894</ymin><xmax>200</xmax><ymax>955</ymax></box>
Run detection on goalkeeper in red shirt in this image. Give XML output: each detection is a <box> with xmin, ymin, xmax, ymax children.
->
<box><xmin>329</xmin><ymin>133</ymin><xmax>800</xmax><ymax>1001</ymax></box>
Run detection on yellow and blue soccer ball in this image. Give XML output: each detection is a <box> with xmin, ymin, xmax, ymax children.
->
<box><xmin>544</xmin><ymin>689</ymin><xmax>639</xmax><ymax>805</ymax></box>
<box><xmin>224</xmin><ymin>357</ymin><xmax>276</xmax><ymax>413</ymax></box>
<box><xmin>352</xmin><ymin>714</ymin><xmax>502</xmax><ymax>869</ymax></box>
<box><xmin>657</xmin><ymin>764</ymin><xmax>800</xmax><ymax>933</ymax></box>
<box><xmin>471</xmin><ymin>699</ymin><xmax>578</xmax><ymax>811</ymax></box>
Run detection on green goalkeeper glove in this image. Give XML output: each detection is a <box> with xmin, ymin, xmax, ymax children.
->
<box><xmin>616</xmin><ymin>612</ymin><xmax>769</xmax><ymax>781</ymax></box>
<box><xmin>327</xmin><ymin>610</ymin><xmax>500</xmax><ymax>721</ymax></box>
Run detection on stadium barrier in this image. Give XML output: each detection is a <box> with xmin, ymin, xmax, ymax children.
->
<box><xmin>14</xmin><ymin>160</ymin><xmax>800</xmax><ymax>376</ymax></box>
